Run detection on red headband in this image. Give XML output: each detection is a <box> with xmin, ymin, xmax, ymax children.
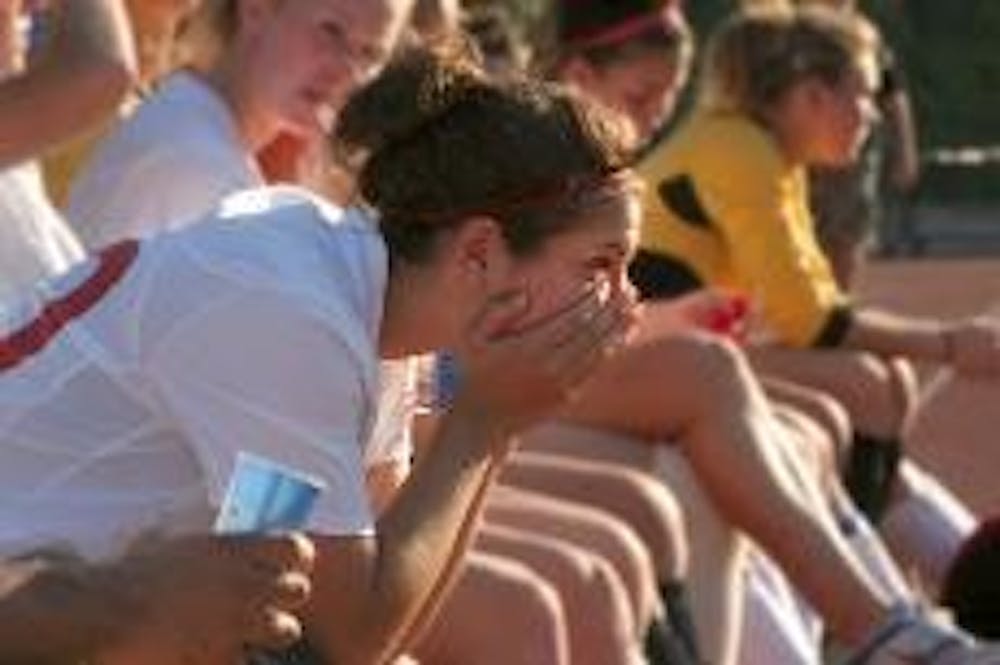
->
<box><xmin>378</xmin><ymin>168</ymin><xmax>636</xmax><ymax>225</ymax></box>
<box><xmin>566</xmin><ymin>4</ymin><xmax>687</xmax><ymax>53</ymax></box>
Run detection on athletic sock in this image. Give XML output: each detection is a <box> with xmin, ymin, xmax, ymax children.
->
<box><xmin>843</xmin><ymin>433</ymin><xmax>903</xmax><ymax>524</ymax></box>
<box><xmin>644</xmin><ymin>616</ymin><xmax>697</xmax><ymax>665</ymax></box>
<box><xmin>659</xmin><ymin>580</ymin><xmax>702</xmax><ymax>664</ymax></box>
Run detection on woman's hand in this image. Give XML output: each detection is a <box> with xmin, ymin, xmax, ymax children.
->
<box><xmin>632</xmin><ymin>288</ymin><xmax>749</xmax><ymax>345</ymax></box>
<box><xmin>944</xmin><ymin>318</ymin><xmax>1000</xmax><ymax>377</ymax></box>
<box><xmin>454</xmin><ymin>280</ymin><xmax>639</xmax><ymax>438</ymax></box>
<box><xmin>95</xmin><ymin>532</ymin><xmax>315</xmax><ymax>665</ymax></box>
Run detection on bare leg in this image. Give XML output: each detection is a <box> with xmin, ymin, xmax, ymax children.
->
<box><xmin>478</xmin><ymin>523</ymin><xmax>640</xmax><ymax>665</ymax></box>
<box><xmin>524</xmin><ymin>423</ymin><xmax>747</xmax><ymax>665</ymax></box>
<box><xmin>559</xmin><ymin>333</ymin><xmax>910</xmax><ymax>646</ymax></box>
<box><xmin>500</xmin><ymin>449</ymin><xmax>688</xmax><ymax>582</ymax></box>
<box><xmin>485</xmin><ymin>484</ymin><xmax>657</xmax><ymax>639</ymax></box>
<box><xmin>748</xmin><ymin>348</ymin><xmax>917</xmax><ymax>439</ymax></box>
<box><xmin>760</xmin><ymin>358</ymin><xmax>978</xmax><ymax>594</ymax></box>
<box><xmin>413</xmin><ymin>551</ymin><xmax>569</xmax><ymax>665</ymax></box>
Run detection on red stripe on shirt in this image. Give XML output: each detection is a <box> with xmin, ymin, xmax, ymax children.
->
<box><xmin>0</xmin><ymin>239</ymin><xmax>140</xmax><ymax>372</ymax></box>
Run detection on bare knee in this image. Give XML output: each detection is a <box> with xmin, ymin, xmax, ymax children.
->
<box><xmin>625</xmin><ymin>472</ymin><xmax>689</xmax><ymax>581</ymax></box>
<box><xmin>417</xmin><ymin>554</ymin><xmax>569</xmax><ymax>665</ymax></box>
<box><xmin>489</xmin><ymin>574</ymin><xmax>569</xmax><ymax>665</ymax></box>
<box><xmin>668</xmin><ymin>334</ymin><xmax>757</xmax><ymax>416</ymax></box>
<box><xmin>587</xmin><ymin>555</ymin><xmax>642</xmax><ymax>649</ymax></box>
<box><xmin>887</xmin><ymin>357</ymin><xmax>919</xmax><ymax>434</ymax></box>
<box><xmin>481</xmin><ymin>524</ymin><xmax>639</xmax><ymax>665</ymax></box>
<box><xmin>803</xmin><ymin>390</ymin><xmax>852</xmax><ymax>461</ymax></box>
<box><xmin>598</xmin><ymin>512</ymin><xmax>660</xmax><ymax>630</ymax></box>
<box><xmin>844</xmin><ymin>352</ymin><xmax>919</xmax><ymax>437</ymax></box>
<box><xmin>499</xmin><ymin>451</ymin><xmax>688</xmax><ymax>579</ymax></box>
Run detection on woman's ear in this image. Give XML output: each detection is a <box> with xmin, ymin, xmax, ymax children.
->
<box><xmin>444</xmin><ymin>215</ymin><xmax>513</xmax><ymax>292</ymax></box>
<box><xmin>559</xmin><ymin>55</ymin><xmax>600</xmax><ymax>94</ymax></box>
<box><xmin>801</xmin><ymin>77</ymin><xmax>836</xmax><ymax>114</ymax></box>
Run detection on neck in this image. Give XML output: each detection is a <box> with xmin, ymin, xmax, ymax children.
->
<box><xmin>200</xmin><ymin>55</ymin><xmax>277</xmax><ymax>152</ymax></box>
<box><xmin>760</xmin><ymin>106</ymin><xmax>808</xmax><ymax>165</ymax></box>
<box><xmin>379</xmin><ymin>259</ymin><xmax>454</xmax><ymax>359</ymax></box>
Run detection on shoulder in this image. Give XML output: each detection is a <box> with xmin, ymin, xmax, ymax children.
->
<box><xmin>643</xmin><ymin>112</ymin><xmax>784</xmax><ymax>173</ymax></box>
<box><xmin>688</xmin><ymin>112</ymin><xmax>785</xmax><ymax>179</ymax></box>
<box><xmin>79</xmin><ymin>72</ymin><xmax>251</xmax><ymax>188</ymax></box>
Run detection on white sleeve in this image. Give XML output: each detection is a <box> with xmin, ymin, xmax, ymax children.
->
<box><xmin>69</xmin><ymin>141</ymin><xmax>258</xmax><ymax>249</ymax></box>
<box><xmin>366</xmin><ymin>359</ymin><xmax>418</xmax><ymax>471</ymax></box>
<box><xmin>146</xmin><ymin>289</ymin><xmax>377</xmax><ymax>536</ymax></box>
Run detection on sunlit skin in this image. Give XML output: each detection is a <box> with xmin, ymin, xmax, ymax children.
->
<box><xmin>204</xmin><ymin>0</ymin><xmax>411</xmax><ymax>149</ymax></box>
<box><xmin>561</xmin><ymin>50</ymin><xmax>685</xmax><ymax>147</ymax></box>
<box><xmin>379</xmin><ymin>190</ymin><xmax>643</xmax><ymax>360</ymax></box>
<box><xmin>768</xmin><ymin>65</ymin><xmax>879</xmax><ymax>168</ymax></box>
<box><xmin>124</xmin><ymin>0</ymin><xmax>200</xmax><ymax>83</ymax></box>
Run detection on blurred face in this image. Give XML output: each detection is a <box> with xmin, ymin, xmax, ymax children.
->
<box><xmin>806</xmin><ymin>67</ymin><xmax>878</xmax><ymax>166</ymax></box>
<box><xmin>572</xmin><ymin>50</ymin><xmax>685</xmax><ymax>145</ymax></box>
<box><xmin>778</xmin><ymin>63</ymin><xmax>877</xmax><ymax>167</ymax></box>
<box><xmin>502</xmin><ymin>192</ymin><xmax>641</xmax><ymax>331</ymax></box>
<box><xmin>127</xmin><ymin>0</ymin><xmax>202</xmax><ymax>81</ymax></box>
<box><xmin>239</xmin><ymin>0</ymin><xmax>410</xmax><ymax>137</ymax></box>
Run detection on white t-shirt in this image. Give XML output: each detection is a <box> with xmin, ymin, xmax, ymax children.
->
<box><xmin>0</xmin><ymin>187</ymin><xmax>403</xmax><ymax>561</ymax></box>
<box><xmin>0</xmin><ymin>162</ymin><xmax>84</xmax><ymax>303</ymax></box>
<box><xmin>65</xmin><ymin>71</ymin><xmax>262</xmax><ymax>249</ymax></box>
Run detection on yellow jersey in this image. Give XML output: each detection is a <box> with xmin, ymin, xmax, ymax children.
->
<box><xmin>635</xmin><ymin>110</ymin><xmax>853</xmax><ymax>348</ymax></box>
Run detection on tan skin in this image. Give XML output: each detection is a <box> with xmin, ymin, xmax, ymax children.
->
<box><xmin>300</xmin><ymin>196</ymin><xmax>641</xmax><ymax>665</ymax></box>
<box><xmin>797</xmin><ymin>0</ymin><xmax>920</xmax><ymax>192</ymax></box>
<box><xmin>201</xmin><ymin>0</ymin><xmax>412</xmax><ymax>152</ymax></box>
<box><xmin>0</xmin><ymin>0</ymin><xmax>136</xmax><ymax>167</ymax></box>
<box><xmin>124</xmin><ymin>0</ymin><xmax>199</xmax><ymax>85</ymax></box>
<box><xmin>1</xmin><ymin>533</ymin><xmax>316</xmax><ymax>665</ymax></box>
<box><xmin>559</xmin><ymin>47</ymin><xmax>686</xmax><ymax>149</ymax></box>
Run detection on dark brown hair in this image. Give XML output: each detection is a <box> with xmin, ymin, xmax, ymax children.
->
<box><xmin>335</xmin><ymin>41</ymin><xmax>634</xmax><ymax>262</ymax></box>
<box><xmin>699</xmin><ymin>4</ymin><xmax>878</xmax><ymax>119</ymax></box>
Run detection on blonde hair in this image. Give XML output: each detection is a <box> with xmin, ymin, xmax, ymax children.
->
<box><xmin>698</xmin><ymin>4</ymin><xmax>878</xmax><ymax>117</ymax></box>
<box><xmin>175</xmin><ymin>0</ymin><xmax>292</xmax><ymax>67</ymax></box>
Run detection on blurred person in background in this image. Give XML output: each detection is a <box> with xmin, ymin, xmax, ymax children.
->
<box><xmin>0</xmin><ymin>0</ymin><xmax>134</xmax><ymax>302</ymax></box>
<box><xmin>42</xmin><ymin>0</ymin><xmax>202</xmax><ymax>206</ymax></box>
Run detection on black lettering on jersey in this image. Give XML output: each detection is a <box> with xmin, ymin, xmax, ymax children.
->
<box><xmin>657</xmin><ymin>175</ymin><xmax>713</xmax><ymax>229</ymax></box>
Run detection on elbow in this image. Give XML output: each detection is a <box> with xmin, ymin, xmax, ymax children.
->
<box><xmin>59</xmin><ymin>33</ymin><xmax>139</xmax><ymax>124</ymax></box>
<box><xmin>83</xmin><ymin>55</ymin><xmax>137</xmax><ymax>114</ymax></box>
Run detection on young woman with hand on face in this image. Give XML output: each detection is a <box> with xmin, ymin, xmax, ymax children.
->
<box><xmin>0</xmin><ymin>43</ymin><xmax>640</xmax><ymax>664</ymax></box>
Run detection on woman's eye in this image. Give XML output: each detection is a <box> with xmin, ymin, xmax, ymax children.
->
<box><xmin>585</xmin><ymin>257</ymin><xmax>614</xmax><ymax>274</ymax></box>
<box><xmin>322</xmin><ymin>21</ymin><xmax>349</xmax><ymax>48</ymax></box>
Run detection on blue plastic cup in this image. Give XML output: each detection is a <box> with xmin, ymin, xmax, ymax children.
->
<box><xmin>214</xmin><ymin>452</ymin><xmax>325</xmax><ymax>534</ymax></box>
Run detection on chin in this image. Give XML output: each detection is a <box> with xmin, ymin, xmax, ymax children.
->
<box><xmin>815</xmin><ymin>148</ymin><xmax>859</xmax><ymax>169</ymax></box>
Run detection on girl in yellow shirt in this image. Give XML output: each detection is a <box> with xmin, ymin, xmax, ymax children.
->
<box><xmin>635</xmin><ymin>0</ymin><xmax>997</xmax><ymax>564</ymax></box>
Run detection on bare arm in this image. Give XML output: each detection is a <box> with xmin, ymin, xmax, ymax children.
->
<box><xmin>844</xmin><ymin>307</ymin><xmax>1000</xmax><ymax>376</ymax></box>
<box><xmin>0</xmin><ymin>0</ymin><xmax>136</xmax><ymax>167</ymax></box>
<box><xmin>306</xmin><ymin>407</ymin><xmax>511</xmax><ymax>665</ymax></box>
<box><xmin>0</xmin><ymin>0</ymin><xmax>22</xmax><ymax>78</ymax></box>
<box><xmin>305</xmin><ymin>284</ymin><xmax>637</xmax><ymax>665</ymax></box>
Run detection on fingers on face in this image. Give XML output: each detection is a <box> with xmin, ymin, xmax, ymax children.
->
<box><xmin>546</xmin><ymin>292</ymin><xmax>635</xmax><ymax>390</ymax></box>
<box><xmin>518</xmin><ymin>285</ymin><xmax>632</xmax><ymax>393</ymax></box>
<box><xmin>468</xmin><ymin>289</ymin><xmax>532</xmax><ymax>345</ymax></box>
